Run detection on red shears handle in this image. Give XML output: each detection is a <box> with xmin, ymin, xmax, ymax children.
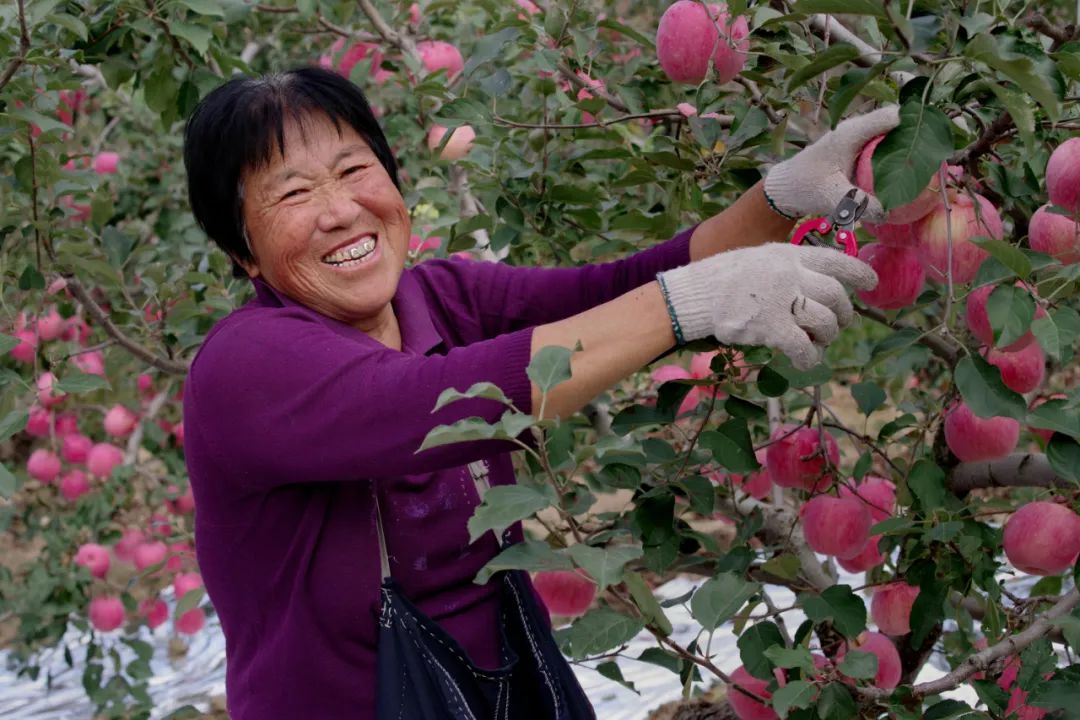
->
<box><xmin>790</xmin><ymin>217</ymin><xmax>859</xmax><ymax>257</ymax></box>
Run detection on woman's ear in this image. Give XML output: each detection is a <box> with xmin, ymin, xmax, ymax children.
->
<box><xmin>231</xmin><ymin>254</ymin><xmax>260</xmax><ymax>279</ymax></box>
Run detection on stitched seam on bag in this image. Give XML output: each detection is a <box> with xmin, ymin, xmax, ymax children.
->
<box><xmin>506</xmin><ymin>575</ymin><xmax>561</xmax><ymax>714</ymax></box>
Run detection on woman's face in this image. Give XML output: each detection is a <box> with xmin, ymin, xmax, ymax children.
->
<box><xmin>239</xmin><ymin>112</ymin><xmax>410</xmax><ymax>334</ymax></box>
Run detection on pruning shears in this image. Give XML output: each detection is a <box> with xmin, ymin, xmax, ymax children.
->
<box><xmin>789</xmin><ymin>188</ymin><xmax>869</xmax><ymax>257</ymax></box>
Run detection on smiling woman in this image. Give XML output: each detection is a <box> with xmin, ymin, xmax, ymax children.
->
<box><xmin>181</xmin><ymin>66</ymin><xmax>888</xmax><ymax>720</ymax></box>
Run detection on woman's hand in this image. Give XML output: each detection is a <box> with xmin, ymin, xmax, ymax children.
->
<box><xmin>657</xmin><ymin>243</ymin><xmax>878</xmax><ymax>370</ymax></box>
<box><xmin>763</xmin><ymin>106</ymin><xmax>900</xmax><ymax>223</ymax></box>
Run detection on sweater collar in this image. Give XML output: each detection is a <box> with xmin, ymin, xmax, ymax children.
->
<box><xmin>248</xmin><ymin>270</ymin><xmax>443</xmax><ymax>355</ymax></box>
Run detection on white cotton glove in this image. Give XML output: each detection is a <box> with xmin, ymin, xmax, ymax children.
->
<box><xmin>657</xmin><ymin>244</ymin><xmax>879</xmax><ymax>370</ymax></box>
<box><xmin>763</xmin><ymin>106</ymin><xmax>901</xmax><ymax>223</ymax></box>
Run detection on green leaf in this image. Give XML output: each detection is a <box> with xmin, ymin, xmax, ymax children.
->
<box><xmin>1047</xmin><ymin>434</ymin><xmax>1080</xmax><ymax>484</ymax></box>
<box><xmin>988</xmin><ymin>83</ymin><xmax>1036</xmax><ymax>153</ymax></box>
<box><xmin>0</xmin><ymin>464</ymin><xmax>17</xmax><ymax>499</ymax></box>
<box><xmin>177</xmin><ymin>0</ymin><xmax>226</xmax><ymax>15</ymax></box>
<box><xmin>800</xmin><ymin>585</ymin><xmax>867</xmax><ymax>637</ymax></box>
<box><xmin>55</xmin><ymin>373</ymin><xmax>109</xmax><ymax>394</ymax></box>
<box><xmin>1052</xmin><ymin>41</ymin><xmax>1080</xmax><ymax>81</ymax></box>
<box><xmin>595</xmin><ymin>661</ymin><xmax>637</xmax><ymax>694</ymax></box>
<box><xmin>474</xmin><ymin>539</ymin><xmax>571</xmax><ymax>584</ymax></box>
<box><xmin>417</xmin><ymin>417</ymin><xmax>502</xmax><ymax>451</ymax></box>
<box><xmin>830</xmin><ymin>64</ymin><xmax>889</xmax><ymax>128</ymax></box>
<box><xmin>699</xmin><ymin>418</ymin><xmax>759</xmax><ymax>473</ymax></box>
<box><xmin>971</xmin><ymin>238</ymin><xmax>1031</xmax><ymax>281</ymax></box>
<box><xmin>910</xmin><ymin>582</ymin><xmax>948</xmax><ymax>647</ymax></box>
<box><xmin>1052</xmin><ymin>615</ymin><xmax>1080</xmax><ymax>654</ymax></box>
<box><xmin>724</xmin><ymin>396</ymin><xmax>767</xmax><ymax>421</ymax></box>
<box><xmin>873</xmin><ymin>101</ymin><xmax>955</xmax><ymax>211</ymax></box>
<box><xmin>1028</xmin><ymin>667</ymin><xmax>1080</xmax><ymax>714</ymax></box>
<box><xmin>966</xmin><ymin>33</ymin><xmax>1061</xmax><ymax>122</ymax></box>
<box><xmin>431</xmin><ymin>382</ymin><xmax>512</xmax><ymax>412</ymax></box>
<box><xmin>756</xmin><ymin>365</ymin><xmax>789</xmax><ymax>396</ymax></box>
<box><xmin>1028</xmin><ymin>400</ymin><xmax>1080</xmax><ymax>439</ymax></box>
<box><xmin>170</xmin><ymin>22</ymin><xmax>212</xmax><ymax>55</ymax></box>
<box><xmin>637</xmin><ymin>647</ymin><xmax>682</xmax><ymax>674</ymax></box>
<box><xmin>527</xmin><ymin>344</ymin><xmax>575</xmax><ymax>393</ymax></box>
<box><xmin>0</xmin><ymin>410</ymin><xmax>29</xmax><ymax>443</ymax></box>
<box><xmin>851</xmin><ymin>381</ymin><xmax>886</xmax><ymax>416</ymax></box>
<box><xmin>677</xmin><ymin>474</ymin><xmax>715</xmax><ymax>516</ymax></box>
<box><xmin>738</xmin><ymin>621</ymin><xmax>786</xmax><ymax>679</ymax></box>
<box><xmin>567</xmin><ymin>544</ymin><xmax>641</xmax><ymax>591</ymax></box>
<box><xmin>786</xmin><ymin>45</ymin><xmax>860</xmax><ymax>92</ymax></box>
<box><xmin>791</xmin><ymin>0</ymin><xmax>887</xmax><ymax>16</ymax></box>
<box><xmin>761</xmin><ymin>554</ymin><xmax>802</xmax><ymax>582</ymax></box>
<box><xmin>623</xmin><ymin>571</ymin><xmax>673</xmax><ymax>636</ymax></box>
<box><xmin>467</xmin><ymin>485</ymin><xmax>556</xmax><ymax>543</ymax></box>
<box><xmin>984</xmin><ymin>285</ymin><xmax>1036</xmax><ymax>348</ymax></box>
<box><xmin>7</xmin><ymin>107</ymin><xmax>71</xmax><ymax>136</ymax></box>
<box><xmin>463</xmin><ymin>27</ymin><xmax>520</xmax><ymax>77</ymax></box>
<box><xmin>101</xmin><ymin>227</ymin><xmax>136</xmax><ymax>269</ymax></box>
<box><xmin>434</xmin><ymin>97</ymin><xmax>489</xmax><ymax>124</ymax></box>
<box><xmin>19</xmin><ymin>265</ymin><xmax>45</xmax><ymax>291</ymax></box>
<box><xmin>562</xmin><ymin>607</ymin><xmax>644</xmax><ymax>659</ymax></box>
<box><xmin>690</xmin><ymin>572</ymin><xmax>760</xmax><ymax>631</ymax></box>
<box><xmin>817</xmin><ymin>683</ymin><xmax>857</xmax><ymax>720</ymax></box>
<box><xmin>0</xmin><ymin>333</ymin><xmax>18</xmax><ymax>355</ymax></box>
<box><xmin>1031</xmin><ymin>315</ymin><xmax>1062</xmax><ymax>361</ymax></box>
<box><xmin>771</xmin><ymin>680</ymin><xmax>816</xmax><ymax>718</ymax></box>
<box><xmin>46</xmin><ymin>13</ymin><xmax>88</xmax><ymax>40</ymax></box>
<box><xmin>763</xmin><ymin>645</ymin><xmax>818</xmax><ymax>676</ymax></box>
<box><xmin>174</xmin><ymin>588</ymin><xmax>204</xmax><ymax>618</ymax></box>
<box><xmin>838</xmin><ymin>650</ymin><xmax>878</xmax><ymax>680</ymax></box>
<box><xmin>954</xmin><ymin>355</ymin><xmax>1027</xmax><ymax>420</ymax></box>
<box><xmin>923</xmin><ymin>699</ymin><xmax>978</xmax><ymax>720</ymax></box>
<box><xmin>908</xmin><ymin>459</ymin><xmax>947</xmax><ymax>510</ymax></box>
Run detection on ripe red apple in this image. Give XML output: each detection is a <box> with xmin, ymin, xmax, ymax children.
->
<box><xmin>656</xmin><ymin>1</ymin><xmax>749</xmax><ymax>85</ymax></box>
<box><xmin>167</xmin><ymin>483</ymin><xmax>196</xmax><ymax>514</ymax></box>
<box><xmin>965</xmin><ymin>283</ymin><xmax>1046</xmax><ymax>352</ymax></box>
<box><xmin>88</xmin><ymin>596</ymin><xmax>125</xmax><ymax>632</ymax></box>
<box><xmin>1046</xmin><ymin>137</ymin><xmax>1080</xmax><ymax>215</ymax></box>
<box><xmin>855</xmin><ymin>243</ymin><xmax>925</xmax><ymax>309</ymax></box>
<box><xmin>9</xmin><ymin>328</ymin><xmax>37</xmax><ymax>363</ymax></box>
<box><xmin>721</xmin><ymin>449</ymin><xmax>772</xmax><ymax>500</ymax></box>
<box><xmin>871</xmin><ymin>582</ymin><xmax>920</xmax><ymax>636</ymax></box>
<box><xmin>36</xmin><ymin>306</ymin><xmax>64</xmax><ymax>341</ymax></box>
<box><xmin>139</xmin><ymin>597</ymin><xmax>169</xmax><ymax>630</ymax></box>
<box><xmin>87</xmin><ymin>442</ymin><xmax>124</xmax><ymax>478</ymax></box>
<box><xmin>104</xmin><ymin>404</ymin><xmax>138</xmax><ymax>437</ymax></box>
<box><xmin>427</xmin><ymin>124</ymin><xmax>475</xmax><ymax>160</ymax></box>
<box><xmin>1003</xmin><ymin>501</ymin><xmax>1080</xmax><ymax>576</ymax></box>
<box><xmin>72</xmin><ymin>349</ymin><xmax>106</xmax><ymax>376</ymax></box>
<box><xmin>113</xmin><ymin>528</ymin><xmax>145</xmax><ymax>563</ymax></box>
<box><xmin>532</xmin><ymin>570</ymin><xmax>596</xmax><ymax>617</ymax></box>
<box><xmin>133</xmin><ymin>541</ymin><xmax>168</xmax><ymax>571</ymax></box>
<box><xmin>985</xmin><ymin>341</ymin><xmax>1045</xmax><ymax>394</ymax></box>
<box><xmin>838</xmin><ymin>477</ymin><xmax>896</xmax><ymax>524</ymax></box>
<box><xmin>173</xmin><ymin>421</ymin><xmax>185</xmax><ymax>448</ymax></box>
<box><xmin>60</xmin><ymin>469</ymin><xmax>90</xmax><ymax>501</ymax></box>
<box><xmin>837</xmin><ymin>535</ymin><xmax>886</xmax><ymax>573</ymax></box>
<box><xmin>74</xmin><ymin>542</ymin><xmax>110</xmax><ymax>578</ymax></box>
<box><xmin>174</xmin><ymin>572</ymin><xmax>204</xmax><ymax>600</ymax></box>
<box><xmin>943</xmin><ymin>402</ymin><xmax>1019</xmax><ymax>462</ymax></box>
<box><xmin>838</xmin><ymin>632</ymin><xmax>902</xmax><ymax>689</ymax></box>
<box><xmin>62</xmin><ymin>433</ymin><xmax>92</xmax><ymax>464</ymax></box>
<box><xmin>176</xmin><ymin>607</ymin><xmax>206</xmax><ymax>634</ymax></box>
<box><xmin>915</xmin><ymin>191</ymin><xmax>1003</xmax><ymax>284</ymax></box>
<box><xmin>54</xmin><ymin>411</ymin><xmax>78</xmax><ymax>437</ymax></box>
<box><xmin>855</xmin><ymin>136</ymin><xmax>947</xmax><ymax>225</ymax></box>
<box><xmin>765</xmin><ymin>425</ymin><xmax>839</xmax><ymax>491</ymax></box>
<box><xmin>166</xmin><ymin>541</ymin><xmax>192</xmax><ymax>572</ymax></box>
<box><xmin>800</xmin><ymin>495</ymin><xmax>872</xmax><ymax>559</ymax></box>
<box><xmin>92</xmin><ymin>151</ymin><xmax>120</xmax><ymax>175</ymax></box>
<box><xmin>864</xmin><ymin>220</ymin><xmax>919</xmax><ymax>248</ymax></box>
<box><xmin>727</xmin><ymin>665</ymin><xmax>776</xmax><ymax>720</ymax></box>
<box><xmin>1029</xmin><ymin>204</ymin><xmax>1080</xmax><ymax>264</ymax></box>
<box><xmin>26</xmin><ymin>406</ymin><xmax>51</xmax><ymax>437</ymax></box>
<box><xmin>417</xmin><ymin>40</ymin><xmax>464</xmax><ymax>79</ymax></box>
<box><xmin>36</xmin><ymin>372</ymin><xmax>66</xmax><ymax>409</ymax></box>
<box><xmin>27</xmin><ymin>449</ymin><xmax>61</xmax><ymax>483</ymax></box>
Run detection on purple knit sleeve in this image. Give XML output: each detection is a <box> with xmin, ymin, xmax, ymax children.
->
<box><xmin>417</xmin><ymin>225</ymin><xmax>696</xmax><ymax>339</ymax></box>
<box><xmin>183</xmin><ymin>307</ymin><xmax>536</xmax><ymax>490</ymax></box>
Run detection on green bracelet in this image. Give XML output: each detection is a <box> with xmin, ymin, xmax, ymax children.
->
<box><xmin>763</xmin><ymin>187</ymin><xmax>799</xmax><ymax>221</ymax></box>
<box><xmin>655</xmin><ymin>273</ymin><xmax>686</xmax><ymax>346</ymax></box>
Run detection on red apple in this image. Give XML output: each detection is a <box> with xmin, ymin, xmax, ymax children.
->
<box><xmin>855</xmin><ymin>243</ymin><xmax>925</xmax><ymax>309</ymax></box>
<box><xmin>174</xmin><ymin>572</ymin><xmax>204</xmax><ymax>600</ymax></box>
<box><xmin>62</xmin><ymin>433</ymin><xmax>92</xmax><ymax>464</ymax></box>
<box><xmin>27</xmin><ymin>449</ymin><xmax>61</xmax><ymax>483</ymax></box>
<box><xmin>532</xmin><ymin>570</ymin><xmax>595</xmax><ymax>617</ymax></box>
<box><xmin>837</xmin><ymin>535</ymin><xmax>886</xmax><ymax>573</ymax></box>
<box><xmin>1046</xmin><ymin>137</ymin><xmax>1080</xmax><ymax>215</ymax></box>
<box><xmin>965</xmin><ymin>283</ymin><xmax>1045</xmax><ymax>352</ymax></box>
<box><xmin>74</xmin><ymin>542</ymin><xmax>110</xmax><ymax>578</ymax></box>
<box><xmin>176</xmin><ymin>607</ymin><xmax>206</xmax><ymax>634</ymax></box>
<box><xmin>9</xmin><ymin>328</ymin><xmax>37</xmax><ymax>363</ymax></box>
<box><xmin>800</xmin><ymin>495</ymin><xmax>872</xmax><ymax>559</ymax></box>
<box><xmin>944</xmin><ymin>402</ymin><xmax>1019</xmax><ymax>462</ymax></box>
<box><xmin>133</xmin><ymin>541</ymin><xmax>168</xmax><ymax>571</ymax></box>
<box><xmin>1003</xmin><ymin>501</ymin><xmax>1080</xmax><ymax>576</ymax></box>
<box><xmin>139</xmin><ymin>597</ymin><xmax>169</xmax><ymax>630</ymax></box>
<box><xmin>839</xmin><ymin>632</ymin><xmax>902</xmax><ymax>689</ymax></box>
<box><xmin>871</xmin><ymin>582</ymin><xmax>920</xmax><ymax>636</ymax></box>
<box><xmin>727</xmin><ymin>665</ymin><xmax>777</xmax><ymax>720</ymax></box>
<box><xmin>915</xmin><ymin>191</ymin><xmax>1002</xmax><ymax>284</ymax></box>
<box><xmin>72</xmin><ymin>349</ymin><xmax>106</xmax><ymax>376</ymax></box>
<box><xmin>765</xmin><ymin>425</ymin><xmax>839</xmax><ymax>491</ymax></box>
<box><xmin>88</xmin><ymin>596</ymin><xmax>125</xmax><ymax>632</ymax></box>
<box><xmin>427</xmin><ymin>124</ymin><xmax>475</xmax><ymax>160</ymax></box>
<box><xmin>1029</xmin><ymin>204</ymin><xmax>1080</xmax><ymax>264</ymax></box>
<box><xmin>60</xmin><ymin>469</ymin><xmax>90</xmax><ymax>501</ymax></box>
<box><xmin>113</xmin><ymin>528</ymin><xmax>145</xmax><ymax>563</ymax></box>
<box><xmin>417</xmin><ymin>40</ymin><xmax>464</xmax><ymax>79</ymax></box>
<box><xmin>54</xmin><ymin>411</ymin><xmax>78</xmax><ymax>437</ymax></box>
<box><xmin>721</xmin><ymin>449</ymin><xmax>772</xmax><ymax>500</ymax></box>
<box><xmin>838</xmin><ymin>477</ymin><xmax>896</xmax><ymax>524</ymax></box>
<box><xmin>26</xmin><ymin>406</ymin><xmax>51</xmax><ymax>437</ymax></box>
<box><xmin>36</xmin><ymin>306</ymin><xmax>64</xmax><ymax>341</ymax></box>
<box><xmin>864</xmin><ymin>220</ymin><xmax>919</xmax><ymax>248</ymax></box>
<box><xmin>87</xmin><ymin>442</ymin><xmax>124</xmax><ymax>478</ymax></box>
<box><xmin>92</xmin><ymin>151</ymin><xmax>120</xmax><ymax>175</ymax></box>
<box><xmin>103</xmin><ymin>404</ymin><xmax>138</xmax><ymax>438</ymax></box>
<box><xmin>36</xmin><ymin>372</ymin><xmax>66</xmax><ymax>409</ymax></box>
<box><xmin>985</xmin><ymin>342</ymin><xmax>1045</xmax><ymax>394</ymax></box>
<box><xmin>656</xmin><ymin>1</ymin><xmax>749</xmax><ymax>85</ymax></box>
<box><xmin>855</xmin><ymin>136</ymin><xmax>945</xmax><ymax>225</ymax></box>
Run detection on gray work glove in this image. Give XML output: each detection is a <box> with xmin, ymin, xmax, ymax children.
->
<box><xmin>764</xmin><ymin>106</ymin><xmax>901</xmax><ymax>223</ymax></box>
<box><xmin>657</xmin><ymin>244</ymin><xmax>879</xmax><ymax>370</ymax></box>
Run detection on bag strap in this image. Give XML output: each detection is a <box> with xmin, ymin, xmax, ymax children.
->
<box><xmin>373</xmin><ymin>461</ymin><xmax>492</xmax><ymax>582</ymax></box>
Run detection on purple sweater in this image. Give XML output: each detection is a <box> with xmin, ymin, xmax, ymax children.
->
<box><xmin>182</xmin><ymin>228</ymin><xmax>693</xmax><ymax>718</ymax></box>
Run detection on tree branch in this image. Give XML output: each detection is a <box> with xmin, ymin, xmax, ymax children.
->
<box><xmin>0</xmin><ymin>0</ymin><xmax>31</xmax><ymax>94</ymax></box>
<box><xmin>859</xmin><ymin>589</ymin><xmax>1080</xmax><ymax>700</ymax></box>
<box><xmin>855</xmin><ymin>306</ymin><xmax>961</xmax><ymax>365</ymax></box>
<box><xmin>493</xmin><ymin>109</ymin><xmax>729</xmax><ymax>130</ymax></box>
<box><xmin>807</xmin><ymin>14</ymin><xmax>916</xmax><ymax>85</ymax></box>
<box><xmin>947</xmin><ymin>453</ymin><xmax>1060</xmax><ymax>492</ymax></box>
<box><xmin>356</xmin><ymin>0</ymin><xmax>418</xmax><ymax>56</ymax></box>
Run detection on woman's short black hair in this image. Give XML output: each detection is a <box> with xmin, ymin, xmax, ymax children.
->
<box><xmin>183</xmin><ymin>66</ymin><xmax>400</xmax><ymax>278</ymax></box>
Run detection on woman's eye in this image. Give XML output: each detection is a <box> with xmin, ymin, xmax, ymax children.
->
<box><xmin>280</xmin><ymin>188</ymin><xmax>307</xmax><ymax>201</ymax></box>
<box><xmin>342</xmin><ymin>165</ymin><xmax>367</xmax><ymax>177</ymax></box>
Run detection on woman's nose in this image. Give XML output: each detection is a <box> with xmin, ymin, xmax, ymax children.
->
<box><xmin>315</xmin><ymin>181</ymin><xmax>363</xmax><ymax>233</ymax></box>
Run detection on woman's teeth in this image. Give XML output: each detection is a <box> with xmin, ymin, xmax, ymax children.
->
<box><xmin>323</xmin><ymin>237</ymin><xmax>376</xmax><ymax>265</ymax></box>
